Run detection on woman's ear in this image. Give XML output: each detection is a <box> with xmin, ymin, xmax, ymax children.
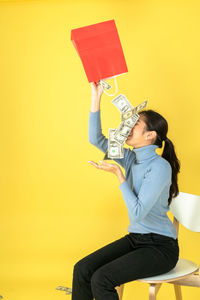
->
<box><xmin>151</xmin><ymin>131</ymin><xmax>157</xmax><ymax>141</ymax></box>
<box><xmin>146</xmin><ymin>131</ymin><xmax>157</xmax><ymax>141</ymax></box>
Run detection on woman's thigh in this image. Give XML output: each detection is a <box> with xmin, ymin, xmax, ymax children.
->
<box><xmin>91</xmin><ymin>243</ymin><xmax>178</xmax><ymax>287</ymax></box>
<box><xmin>73</xmin><ymin>235</ymin><xmax>133</xmax><ymax>278</ymax></box>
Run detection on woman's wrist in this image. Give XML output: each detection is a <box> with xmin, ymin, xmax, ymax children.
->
<box><xmin>116</xmin><ymin>168</ymin><xmax>126</xmax><ymax>184</ymax></box>
<box><xmin>90</xmin><ymin>97</ymin><xmax>101</xmax><ymax>112</ymax></box>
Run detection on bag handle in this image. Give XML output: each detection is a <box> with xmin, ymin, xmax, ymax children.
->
<box><xmin>100</xmin><ymin>76</ymin><xmax>118</xmax><ymax>97</ymax></box>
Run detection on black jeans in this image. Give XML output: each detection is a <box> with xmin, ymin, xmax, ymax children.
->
<box><xmin>72</xmin><ymin>232</ymin><xmax>179</xmax><ymax>300</ymax></box>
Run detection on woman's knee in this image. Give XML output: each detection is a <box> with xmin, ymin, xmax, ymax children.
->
<box><xmin>91</xmin><ymin>267</ymin><xmax>112</xmax><ymax>290</ymax></box>
<box><xmin>73</xmin><ymin>258</ymin><xmax>91</xmax><ymax>280</ymax></box>
<box><xmin>91</xmin><ymin>267</ymin><xmax>118</xmax><ymax>299</ymax></box>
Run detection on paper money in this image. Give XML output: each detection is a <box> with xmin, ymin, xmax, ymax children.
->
<box><xmin>107</xmin><ymin>129</ymin><xmax>124</xmax><ymax>159</ymax></box>
<box><xmin>101</xmin><ymin>94</ymin><xmax>148</xmax><ymax>160</ymax></box>
<box><xmin>121</xmin><ymin>100</ymin><xmax>148</xmax><ymax>120</ymax></box>
<box><xmin>124</xmin><ymin>113</ymin><xmax>140</xmax><ymax>127</ymax></box>
<box><xmin>113</xmin><ymin>122</ymin><xmax>132</xmax><ymax>145</ymax></box>
<box><xmin>121</xmin><ymin>109</ymin><xmax>135</xmax><ymax>120</ymax></box>
<box><xmin>135</xmin><ymin>100</ymin><xmax>148</xmax><ymax>113</ymax></box>
<box><xmin>56</xmin><ymin>286</ymin><xmax>72</xmax><ymax>295</ymax></box>
<box><xmin>112</xmin><ymin>94</ymin><xmax>134</xmax><ymax>113</ymax></box>
<box><xmin>98</xmin><ymin>80</ymin><xmax>112</xmax><ymax>90</ymax></box>
<box><xmin>113</xmin><ymin>134</ymin><xmax>127</xmax><ymax>145</ymax></box>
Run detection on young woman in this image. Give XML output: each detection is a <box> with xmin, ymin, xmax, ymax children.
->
<box><xmin>72</xmin><ymin>82</ymin><xmax>180</xmax><ymax>300</ymax></box>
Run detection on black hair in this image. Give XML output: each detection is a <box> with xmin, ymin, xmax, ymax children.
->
<box><xmin>139</xmin><ymin>109</ymin><xmax>180</xmax><ymax>206</ymax></box>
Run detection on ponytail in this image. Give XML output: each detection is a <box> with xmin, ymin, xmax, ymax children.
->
<box><xmin>162</xmin><ymin>137</ymin><xmax>180</xmax><ymax>205</ymax></box>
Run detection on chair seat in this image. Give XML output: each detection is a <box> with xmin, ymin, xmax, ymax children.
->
<box><xmin>137</xmin><ymin>258</ymin><xmax>199</xmax><ymax>283</ymax></box>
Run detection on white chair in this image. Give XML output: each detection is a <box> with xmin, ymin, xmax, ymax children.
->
<box><xmin>116</xmin><ymin>192</ymin><xmax>200</xmax><ymax>300</ymax></box>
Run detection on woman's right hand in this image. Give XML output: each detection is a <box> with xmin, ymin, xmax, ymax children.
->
<box><xmin>91</xmin><ymin>82</ymin><xmax>104</xmax><ymax>101</ymax></box>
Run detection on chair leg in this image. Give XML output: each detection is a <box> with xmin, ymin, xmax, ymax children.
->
<box><xmin>115</xmin><ymin>284</ymin><xmax>124</xmax><ymax>300</ymax></box>
<box><xmin>149</xmin><ymin>283</ymin><xmax>162</xmax><ymax>300</ymax></box>
<box><xmin>174</xmin><ymin>284</ymin><xmax>182</xmax><ymax>300</ymax></box>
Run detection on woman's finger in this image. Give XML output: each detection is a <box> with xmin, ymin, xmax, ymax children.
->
<box><xmin>88</xmin><ymin>160</ymin><xmax>108</xmax><ymax>171</ymax></box>
<box><xmin>100</xmin><ymin>160</ymin><xmax>111</xmax><ymax>166</ymax></box>
<box><xmin>88</xmin><ymin>160</ymin><xmax>100</xmax><ymax>169</ymax></box>
<box><xmin>88</xmin><ymin>161</ymin><xmax>108</xmax><ymax>171</ymax></box>
<box><xmin>99</xmin><ymin>160</ymin><xmax>112</xmax><ymax>168</ymax></box>
<box><xmin>100</xmin><ymin>160</ymin><xmax>115</xmax><ymax>168</ymax></box>
<box><xmin>88</xmin><ymin>160</ymin><xmax>119</xmax><ymax>174</ymax></box>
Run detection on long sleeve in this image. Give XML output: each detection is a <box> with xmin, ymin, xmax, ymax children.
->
<box><xmin>119</xmin><ymin>160</ymin><xmax>172</xmax><ymax>222</ymax></box>
<box><xmin>88</xmin><ymin>110</ymin><xmax>133</xmax><ymax>168</ymax></box>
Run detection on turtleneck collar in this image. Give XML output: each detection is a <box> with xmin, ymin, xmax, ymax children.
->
<box><xmin>132</xmin><ymin>144</ymin><xmax>159</xmax><ymax>163</ymax></box>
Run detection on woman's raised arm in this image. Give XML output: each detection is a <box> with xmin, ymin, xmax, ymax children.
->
<box><xmin>88</xmin><ymin>82</ymin><xmax>108</xmax><ymax>153</ymax></box>
<box><xmin>90</xmin><ymin>82</ymin><xmax>104</xmax><ymax>112</ymax></box>
<box><xmin>88</xmin><ymin>82</ymin><xmax>133</xmax><ymax>169</ymax></box>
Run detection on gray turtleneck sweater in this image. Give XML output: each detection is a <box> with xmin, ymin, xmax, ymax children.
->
<box><xmin>89</xmin><ymin>110</ymin><xmax>177</xmax><ymax>239</ymax></box>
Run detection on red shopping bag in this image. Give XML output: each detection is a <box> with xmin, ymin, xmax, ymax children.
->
<box><xmin>71</xmin><ymin>19</ymin><xmax>128</xmax><ymax>83</ymax></box>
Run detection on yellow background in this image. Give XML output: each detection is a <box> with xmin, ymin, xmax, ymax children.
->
<box><xmin>0</xmin><ymin>0</ymin><xmax>200</xmax><ymax>299</ymax></box>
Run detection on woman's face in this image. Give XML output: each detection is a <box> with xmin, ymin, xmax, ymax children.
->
<box><xmin>125</xmin><ymin>115</ymin><xmax>155</xmax><ymax>148</ymax></box>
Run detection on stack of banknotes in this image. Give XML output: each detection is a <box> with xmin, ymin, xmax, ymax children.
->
<box><xmin>104</xmin><ymin>94</ymin><xmax>148</xmax><ymax>159</ymax></box>
<box><xmin>98</xmin><ymin>80</ymin><xmax>148</xmax><ymax>159</ymax></box>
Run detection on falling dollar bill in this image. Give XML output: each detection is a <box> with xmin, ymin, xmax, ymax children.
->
<box><xmin>113</xmin><ymin>122</ymin><xmax>132</xmax><ymax>145</ymax></box>
<box><xmin>113</xmin><ymin>134</ymin><xmax>127</xmax><ymax>145</ymax></box>
<box><xmin>135</xmin><ymin>100</ymin><xmax>148</xmax><ymax>113</ymax></box>
<box><xmin>113</xmin><ymin>113</ymin><xmax>140</xmax><ymax>145</ymax></box>
<box><xmin>107</xmin><ymin>129</ymin><xmax>124</xmax><ymax>159</ymax></box>
<box><xmin>101</xmin><ymin>94</ymin><xmax>148</xmax><ymax>160</ymax></box>
<box><xmin>121</xmin><ymin>110</ymin><xmax>134</xmax><ymax>120</ymax></box>
<box><xmin>124</xmin><ymin>113</ymin><xmax>140</xmax><ymax>127</ymax></box>
<box><xmin>98</xmin><ymin>80</ymin><xmax>112</xmax><ymax>90</ymax></box>
<box><xmin>121</xmin><ymin>100</ymin><xmax>148</xmax><ymax>121</ymax></box>
<box><xmin>112</xmin><ymin>94</ymin><xmax>134</xmax><ymax>113</ymax></box>
<box><xmin>56</xmin><ymin>286</ymin><xmax>72</xmax><ymax>295</ymax></box>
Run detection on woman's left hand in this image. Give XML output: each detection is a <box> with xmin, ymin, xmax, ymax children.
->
<box><xmin>88</xmin><ymin>160</ymin><xmax>126</xmax><ymax>183</ymax></box>
<box><xmin>88</xmin><ymin>160</ymin><xmax>119</xmax><ymax>174</ymax></box>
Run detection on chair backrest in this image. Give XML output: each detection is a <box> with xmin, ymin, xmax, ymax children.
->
<box><xmin>170</xmin><ymin>192</ymin><xmax>200</xmax><ymax>232</ymax></box>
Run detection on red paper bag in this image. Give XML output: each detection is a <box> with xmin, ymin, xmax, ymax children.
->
<box><xmin>71</xmin><ymin>19</ymin><xmax>128</xmax><ymax>83</ymax></box>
